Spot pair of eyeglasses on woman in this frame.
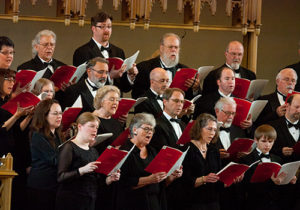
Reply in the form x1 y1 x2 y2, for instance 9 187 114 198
4 77 15 82
139 126 155 133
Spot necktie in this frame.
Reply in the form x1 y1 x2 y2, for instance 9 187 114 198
170 118 181 123
234 69 240 74
260 153 270 159
286 120 299 129
43 61 54 68
86 79 98 91
220 127 230 132
156 95 163 101
101 45 110 52
277 91 287 101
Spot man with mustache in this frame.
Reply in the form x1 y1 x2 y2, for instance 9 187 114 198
73 12 137 93
132 33 200 100
255 68 297 126
17 30 65 79
61 57 108 114
202 41 256 96
134 67 169 118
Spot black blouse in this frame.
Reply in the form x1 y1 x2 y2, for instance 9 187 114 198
180 142 223 206
57 141 102 198
115 140 167 210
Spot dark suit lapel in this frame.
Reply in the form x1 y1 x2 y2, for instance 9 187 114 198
79 80 94 111
278 118 298 145
269 92 281 112
161 115 179 144
89 39 104 58
146 90 163 116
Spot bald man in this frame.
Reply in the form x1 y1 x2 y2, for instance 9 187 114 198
255 68 298 126
202 41 256 95
134 67 169 118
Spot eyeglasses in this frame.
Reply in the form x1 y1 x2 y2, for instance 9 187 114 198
95 25 112 30
49 111 63 116
42 90 54 93
222 110 236 116
139 126 155 133
39 42 55 48
170 98 185 104
0 51 15 56
227 51 243 57
164 45 179 50
152 79 170 84
4 77 15 82
91 68 108 75
104 97 120 102
282 77 296 83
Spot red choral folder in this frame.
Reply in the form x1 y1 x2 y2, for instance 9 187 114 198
183 100 192 110
250 162 281 183
227 138 254 158
232 98 251 127
112 98 136 119
61 107 82 131
293 141 300 155
14 70 36 89
50 65 77 89
232 78 251 99
177 121 196 145
111 128 130 147
285 91 300 103
217 162 250 186
1 92 40 115
145 146 185 175
94 146 132 176
107 57 123 71
169 68 198 92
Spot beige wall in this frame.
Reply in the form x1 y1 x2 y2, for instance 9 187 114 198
0 0 299 94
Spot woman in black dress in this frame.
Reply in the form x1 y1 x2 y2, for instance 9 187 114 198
115 113 182 210
55 112 120 210
180 113 222 210
0 69 33 210
92 85 124 153
27 99 63 210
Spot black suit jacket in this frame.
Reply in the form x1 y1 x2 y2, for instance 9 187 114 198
134 89 163 118
60 79 95 114
255 92 281 126
286 61 300 91
73 39 132 93
193 91 223 119
202 64 256 96
150 114 186 152
132 56 197 99
17 55 65 79
268 117 300 162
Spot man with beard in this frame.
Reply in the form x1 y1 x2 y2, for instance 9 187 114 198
73 12 137 93
132 33 200 99
255 68 297 126
0 36 14 69
17 30 65 79
61 57 108 113
150 88 186 152
134 68 169 118
202 41 256 95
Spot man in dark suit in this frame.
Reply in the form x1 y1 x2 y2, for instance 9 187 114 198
134 67 169 118
73 12 137 93
150 88 186 152
202 41 256 96
17 30 65 79
286 41 300 91
132 33 200 99
194 67 236 117
255 68 297 126
61 57 109 113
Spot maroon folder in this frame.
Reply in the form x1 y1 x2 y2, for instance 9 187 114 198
232 78 251 99
217 162 250 186
170 68 198 91
14 70 36 89
1 92 40 115
107 57 124 71
61 107 82 131
227 138 254 158
50 65 77 89
250 162 281 183
177 121 195 145
111 128 130 147
112 98 136 119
